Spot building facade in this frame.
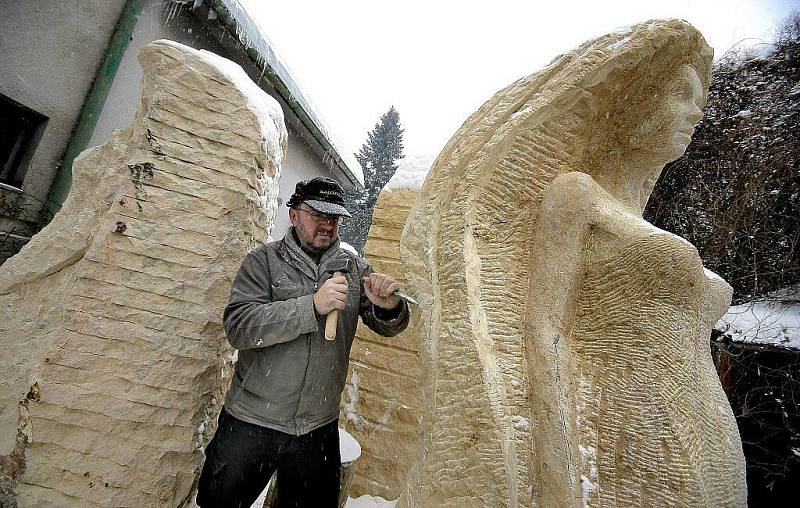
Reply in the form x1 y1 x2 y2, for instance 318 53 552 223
0 0 363 262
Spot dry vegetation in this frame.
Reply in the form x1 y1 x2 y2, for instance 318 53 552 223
645 13 800 303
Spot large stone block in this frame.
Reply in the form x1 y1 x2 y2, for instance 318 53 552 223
0 40 286 506
399 20 746 507
340 188 422 500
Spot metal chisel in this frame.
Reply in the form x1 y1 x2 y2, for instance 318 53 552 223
362 276 419 306
393 290 419 306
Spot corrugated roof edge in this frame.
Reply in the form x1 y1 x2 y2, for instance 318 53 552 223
209 0 364 187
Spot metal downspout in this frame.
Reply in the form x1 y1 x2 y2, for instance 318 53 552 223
43 0 145 223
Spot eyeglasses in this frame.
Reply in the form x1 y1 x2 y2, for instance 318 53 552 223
295 207 344 225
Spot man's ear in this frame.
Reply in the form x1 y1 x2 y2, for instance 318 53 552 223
289 207 298 226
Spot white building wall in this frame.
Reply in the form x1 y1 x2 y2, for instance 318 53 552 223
0 0 127 235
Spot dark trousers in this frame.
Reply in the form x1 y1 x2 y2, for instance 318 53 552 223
197 407 341 508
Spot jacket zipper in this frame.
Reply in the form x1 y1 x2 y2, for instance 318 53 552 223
294 274 320 434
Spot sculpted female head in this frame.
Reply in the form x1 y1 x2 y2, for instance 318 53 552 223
643 64 706 163
576 22 713 207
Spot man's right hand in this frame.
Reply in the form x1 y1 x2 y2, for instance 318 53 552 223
313 274 348 315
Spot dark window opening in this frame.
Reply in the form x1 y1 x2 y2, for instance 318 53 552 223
0 94 47 189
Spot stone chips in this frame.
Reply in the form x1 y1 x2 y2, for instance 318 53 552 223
0 41 286 506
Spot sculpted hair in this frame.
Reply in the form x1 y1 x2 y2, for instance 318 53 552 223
577 22 713 182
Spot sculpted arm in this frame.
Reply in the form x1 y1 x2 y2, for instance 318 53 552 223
525 171 599 506
528 172 599 341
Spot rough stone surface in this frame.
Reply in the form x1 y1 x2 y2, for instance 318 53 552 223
0 40 286 506
340 188 422 500
399 20 746 507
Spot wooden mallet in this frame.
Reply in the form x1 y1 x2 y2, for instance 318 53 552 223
324 271 343 341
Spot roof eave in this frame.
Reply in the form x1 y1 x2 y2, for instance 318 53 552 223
207 0 364 188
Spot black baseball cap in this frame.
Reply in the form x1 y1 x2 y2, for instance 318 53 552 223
286 177 352 218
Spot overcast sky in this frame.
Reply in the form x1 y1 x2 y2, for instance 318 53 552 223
239 0 796 162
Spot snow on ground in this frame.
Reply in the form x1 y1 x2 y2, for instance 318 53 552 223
383 155 435 193
715 287 800 349
251 477 272 508
345 494 399 507
249 482 398 508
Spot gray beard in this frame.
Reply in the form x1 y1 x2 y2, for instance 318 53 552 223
292 229 333 259
300 241 327 256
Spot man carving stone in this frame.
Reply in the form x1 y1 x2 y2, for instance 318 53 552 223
197 177 409 507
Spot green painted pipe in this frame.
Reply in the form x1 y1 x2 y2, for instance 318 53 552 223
44 0 145 223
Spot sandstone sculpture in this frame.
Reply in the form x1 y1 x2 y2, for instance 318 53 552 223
399 20 746 507
340 187 422 500
0 40 286 506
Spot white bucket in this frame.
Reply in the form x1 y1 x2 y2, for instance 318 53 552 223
337 428 362 507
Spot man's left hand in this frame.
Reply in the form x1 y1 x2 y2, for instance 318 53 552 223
364 273 400 310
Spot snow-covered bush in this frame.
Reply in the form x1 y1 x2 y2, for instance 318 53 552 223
645 13 800 303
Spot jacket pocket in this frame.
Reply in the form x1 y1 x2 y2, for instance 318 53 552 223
230 353 258 408
271 279 304 301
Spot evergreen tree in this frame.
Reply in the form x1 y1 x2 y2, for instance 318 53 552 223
341 107 404 254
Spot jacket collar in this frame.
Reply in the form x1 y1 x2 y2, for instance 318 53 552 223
279 227 352 279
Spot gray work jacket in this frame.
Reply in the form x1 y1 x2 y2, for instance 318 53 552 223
222 229 409 435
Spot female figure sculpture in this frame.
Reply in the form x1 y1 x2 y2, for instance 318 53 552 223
400 19 746 507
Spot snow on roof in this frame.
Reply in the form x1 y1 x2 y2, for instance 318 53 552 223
345 495 398 508
157 40 286 165
725 41 777 62
383 154 435 193
715 286 800 350
215 0 364 186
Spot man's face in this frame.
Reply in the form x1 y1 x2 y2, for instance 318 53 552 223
289 203 341 254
